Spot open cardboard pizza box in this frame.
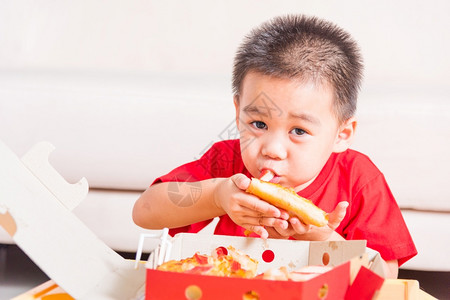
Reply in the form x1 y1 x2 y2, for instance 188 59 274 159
140 231 436 300
137 230 387 299
0 140 435 300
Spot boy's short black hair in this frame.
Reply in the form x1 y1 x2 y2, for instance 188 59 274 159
232 14 363 123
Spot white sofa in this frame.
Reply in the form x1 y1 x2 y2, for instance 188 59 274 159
1 1 449 273
1 70 449 273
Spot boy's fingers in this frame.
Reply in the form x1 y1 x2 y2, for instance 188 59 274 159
244 216 288 229
235 192 281 217
272 222 295 237
231 173 251 191
279 209 290 220
327 201 349 230
290 217 311 235
231 174 282 217
265 227 286 239
238 206 273 219
246 199 281 217
243 224 268 239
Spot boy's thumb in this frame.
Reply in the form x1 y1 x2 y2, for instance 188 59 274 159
231 173 251 191
327 201 349 230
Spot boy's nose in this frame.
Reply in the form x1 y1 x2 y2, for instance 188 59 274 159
261 137 287 160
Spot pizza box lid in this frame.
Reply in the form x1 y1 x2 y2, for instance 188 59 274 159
0 140 146 299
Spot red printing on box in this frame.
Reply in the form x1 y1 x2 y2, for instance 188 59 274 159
345 266 384 300
145 261 350 300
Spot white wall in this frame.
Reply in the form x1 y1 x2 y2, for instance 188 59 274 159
1 0 449 87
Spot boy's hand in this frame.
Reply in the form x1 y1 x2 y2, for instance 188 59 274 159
214 174 289 239
266 201 349 240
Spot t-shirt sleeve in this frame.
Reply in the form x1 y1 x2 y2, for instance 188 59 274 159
342 173 417 266
150 140 240 236
152 140 239 185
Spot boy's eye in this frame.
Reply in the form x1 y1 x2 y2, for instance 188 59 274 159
290 128 306 136
251 121 267 130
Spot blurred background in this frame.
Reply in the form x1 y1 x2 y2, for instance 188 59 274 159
1 0 449 85
0 0 449 299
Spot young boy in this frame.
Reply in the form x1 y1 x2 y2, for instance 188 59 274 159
133 15 417 278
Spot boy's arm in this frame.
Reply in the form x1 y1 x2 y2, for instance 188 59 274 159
132 174 286 237
132 178 224 230
384 260 399 279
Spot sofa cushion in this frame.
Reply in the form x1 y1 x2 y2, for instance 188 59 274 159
352 87 450 211
400 210 450 271
354 88 450 212
0 70 234 191
1 71 449 211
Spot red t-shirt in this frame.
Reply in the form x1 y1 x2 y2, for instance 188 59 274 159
153 139 417 266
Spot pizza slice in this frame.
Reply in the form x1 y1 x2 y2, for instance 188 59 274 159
156 246 258 278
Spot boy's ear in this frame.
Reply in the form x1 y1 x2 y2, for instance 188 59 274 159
333 117 357 153
233 95 240 128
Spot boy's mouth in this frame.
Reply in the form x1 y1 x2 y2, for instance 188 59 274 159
269 176 281 184
259 169 281 184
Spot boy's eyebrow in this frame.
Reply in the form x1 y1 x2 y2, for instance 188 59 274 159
242 105 269 117
243 104 321 125
289 112 321 126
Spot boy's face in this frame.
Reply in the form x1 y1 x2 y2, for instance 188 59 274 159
235 72 355 191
